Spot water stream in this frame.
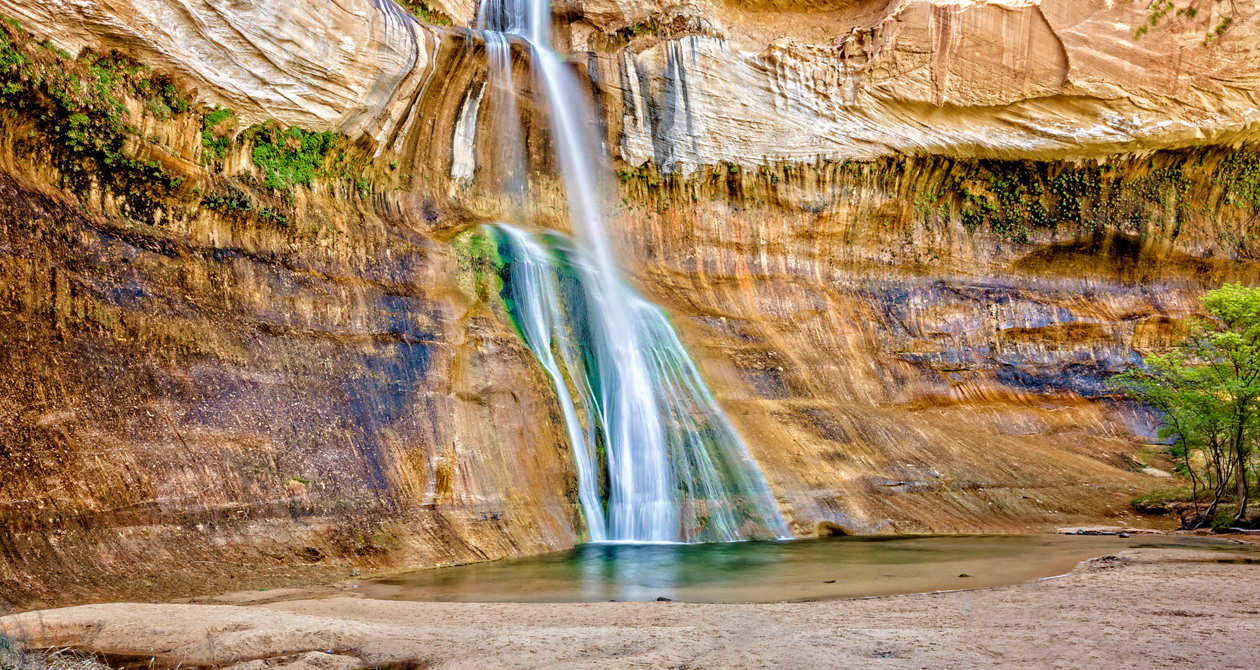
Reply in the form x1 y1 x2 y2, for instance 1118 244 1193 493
473 0 789 542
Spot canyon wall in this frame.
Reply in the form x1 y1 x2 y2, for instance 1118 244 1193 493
609 151 1260 534
3 0 1260 609
0 13 583 609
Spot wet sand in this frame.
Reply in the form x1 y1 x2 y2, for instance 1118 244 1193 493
2 547 1258 669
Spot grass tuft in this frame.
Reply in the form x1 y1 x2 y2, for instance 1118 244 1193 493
1 636 114 670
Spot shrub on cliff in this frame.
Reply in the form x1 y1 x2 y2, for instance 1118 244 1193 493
0 18 188 196
1113 283 1260 529
243 122 337 191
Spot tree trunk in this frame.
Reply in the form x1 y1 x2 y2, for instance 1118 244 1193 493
1229 404 1250 524
1235 442 1250 523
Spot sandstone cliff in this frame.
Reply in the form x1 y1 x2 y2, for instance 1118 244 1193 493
7 0 1257 168
3 0 1259 610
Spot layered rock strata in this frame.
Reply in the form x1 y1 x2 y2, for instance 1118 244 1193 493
1 0 1259 609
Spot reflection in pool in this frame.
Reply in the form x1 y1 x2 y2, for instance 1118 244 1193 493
356 534 1255 604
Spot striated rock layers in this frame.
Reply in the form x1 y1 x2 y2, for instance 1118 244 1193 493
607 0 1260 171
608 150 1260 536
3 0 1260 609
7 0 1259 169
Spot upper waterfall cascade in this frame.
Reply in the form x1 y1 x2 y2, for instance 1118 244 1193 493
473 0 790 543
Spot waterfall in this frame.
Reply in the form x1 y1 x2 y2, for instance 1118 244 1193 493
473 0 790 543
478 28 525 195
493 225 609 542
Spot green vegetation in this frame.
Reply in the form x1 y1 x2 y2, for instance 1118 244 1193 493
1132 484 1196 511
613 19 660 43
0 11 387 243
398 0 451 26
212 115 372 200
202 185 290 227
0 17 201 217
615 148 1260 247
454 227 502 268
452 226 505 304
1215 150 1260 212
1113 284 1260 530
897 152 1248 243
0 15 363 230
945 160 1190 242
617 164 662 187
1134 1 1235 43
242 121 337 191
858 156 1196 242
1136 0 1184 36
200 105 237 162
40 40 70 60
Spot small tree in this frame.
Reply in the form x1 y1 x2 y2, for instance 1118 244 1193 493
1113 283 1260 528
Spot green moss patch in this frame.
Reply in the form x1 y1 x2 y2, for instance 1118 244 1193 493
451 225 506 306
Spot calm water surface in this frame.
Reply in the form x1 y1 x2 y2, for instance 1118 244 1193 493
358 534 1256 603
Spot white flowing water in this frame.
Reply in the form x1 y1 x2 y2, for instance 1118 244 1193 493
477 25 525 194
474 0 790 542
494 225 608 541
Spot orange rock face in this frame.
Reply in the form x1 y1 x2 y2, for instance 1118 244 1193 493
0 28 582 608
607 152 1260 535
1 0 1259 610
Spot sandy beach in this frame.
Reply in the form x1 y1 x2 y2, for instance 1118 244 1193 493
2 546 1257 669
